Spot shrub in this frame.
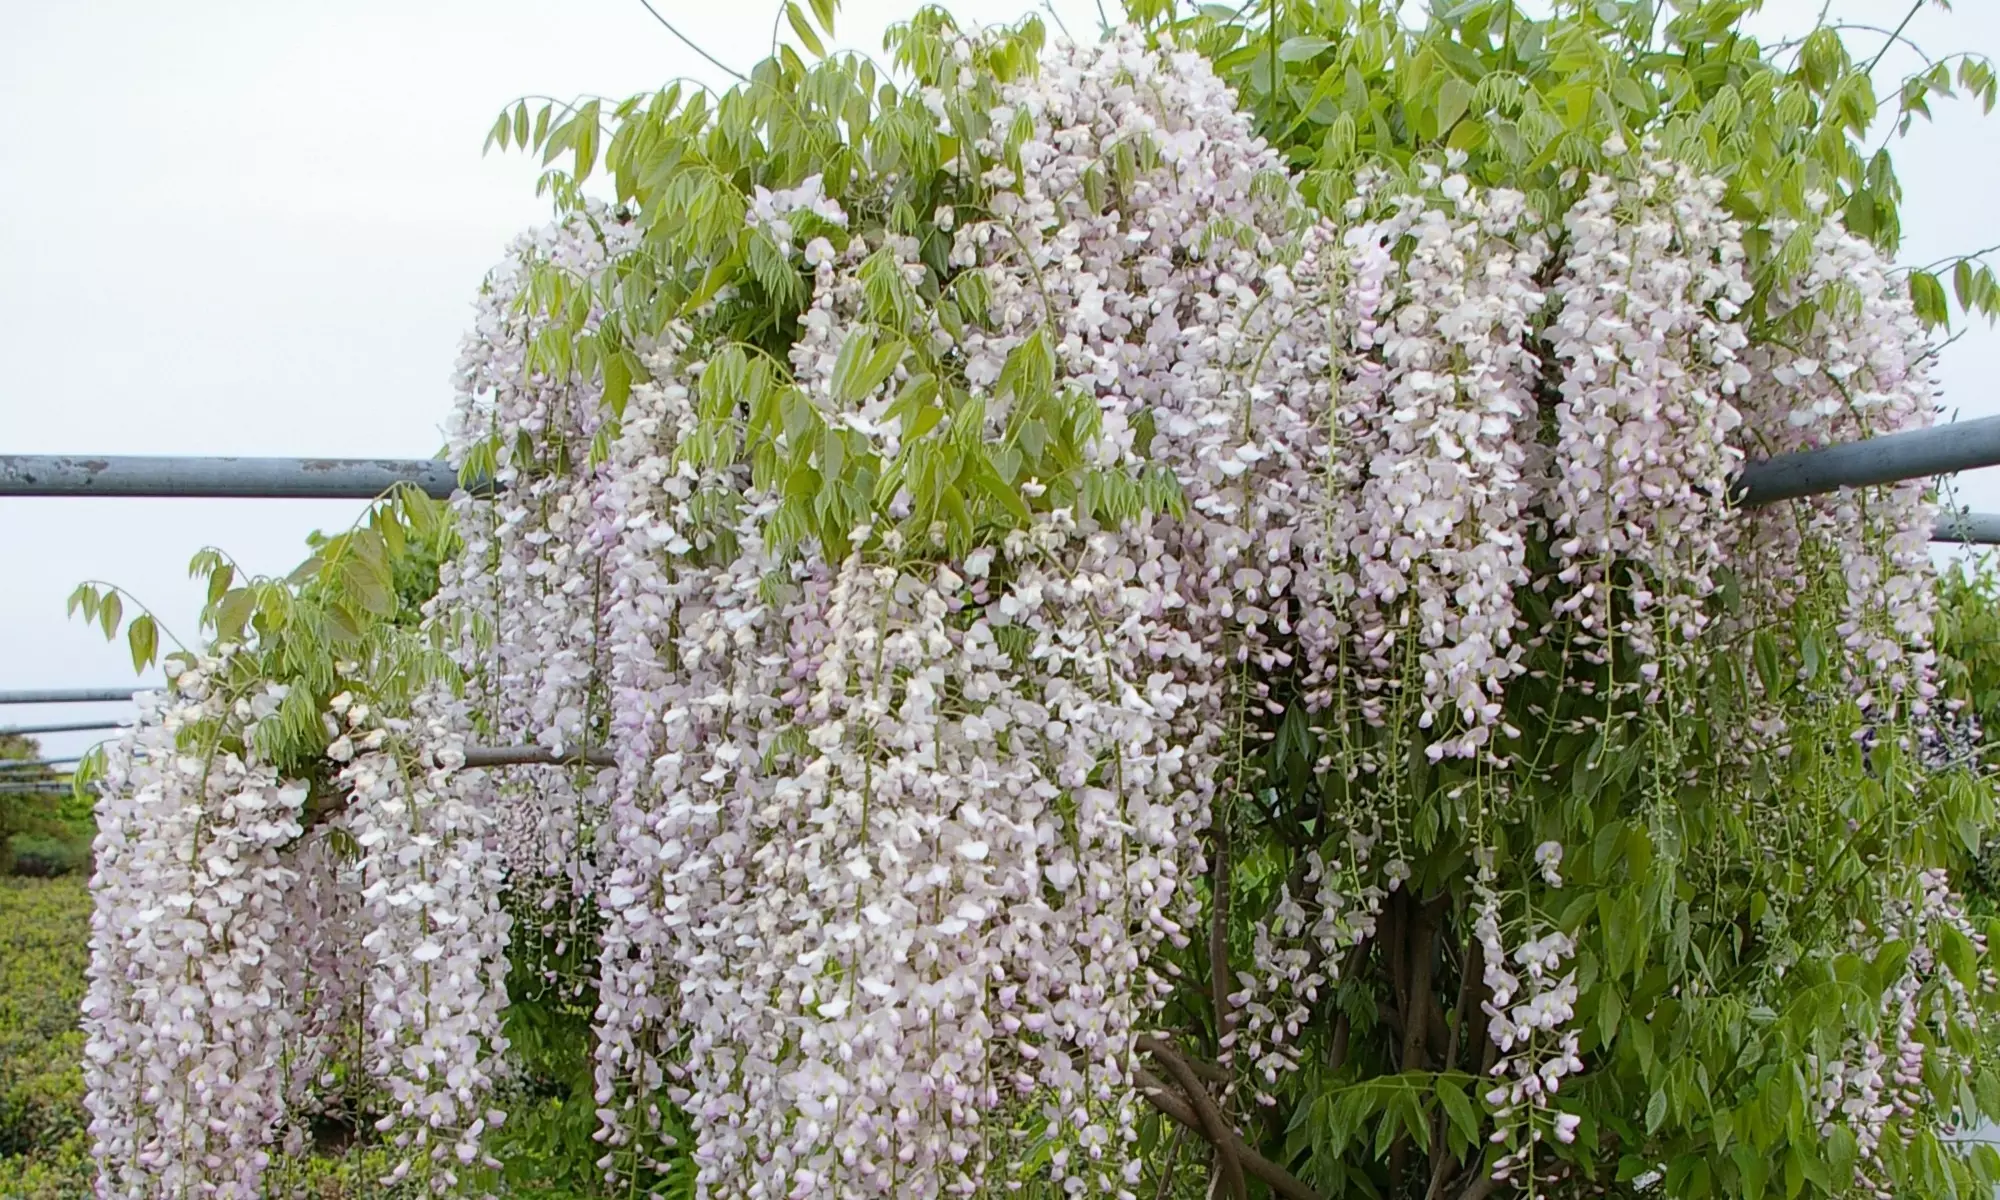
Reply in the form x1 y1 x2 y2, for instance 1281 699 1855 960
0 877 90 1178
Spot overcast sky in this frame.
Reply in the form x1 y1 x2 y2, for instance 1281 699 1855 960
2 0 1995 764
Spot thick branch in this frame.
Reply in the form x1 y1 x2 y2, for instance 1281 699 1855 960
1445 920 1477 1073
1210 816 1235 1049
1401 898 1442 1073
302 744 615 828
1385 891 1409 1023
1322 936 1369 1076
1425 919 1483 1200
1134 1066 1323 1200
1453 1167 1507 1200
1143 1037 1246 1200
1327 1011 1352 1073
1135 1033 1230 1088
1393 896 1444 1192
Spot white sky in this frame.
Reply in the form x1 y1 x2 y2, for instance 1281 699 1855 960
1 0 1995 764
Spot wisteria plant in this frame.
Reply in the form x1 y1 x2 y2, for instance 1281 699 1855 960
64 1 2000 1198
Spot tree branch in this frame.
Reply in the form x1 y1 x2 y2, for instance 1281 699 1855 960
1425 918 1482 1200
302 744 614 828
1327 1010 1352 1074
1142 1037 1246 1200
1210 815 1236 1051
1151 1122 1187 1200
1393 894 1445 1193
1401 898 1442 1073
1453 1167 1507 1200
1136 1033 1230 1088
1134 1066 1323 1200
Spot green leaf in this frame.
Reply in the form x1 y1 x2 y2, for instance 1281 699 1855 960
1435 76 1473 136
603 349 634 418
214 588 255 640
1910 270 1949 326
1645 1087 1668 1134
1942 926 1978 987
832 332 904 403
572 99 601 183
808 0 835 37
126 614 157 673
1278 35 1333 63
206 562 235 608
971 455 1030 524
99 592 122 641
1753 629 1783 696
785 3 826 57
1439 1081 1481 1147
1598 985 1623 1045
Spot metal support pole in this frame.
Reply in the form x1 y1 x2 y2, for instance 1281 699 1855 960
5 419 2000 517
1734 415 2000 507
0 688 137 705
8 416 2000 524
0 757 78 769
461 746 615 768
0 721 124 737
0 455 471 501
1934 510 2000 546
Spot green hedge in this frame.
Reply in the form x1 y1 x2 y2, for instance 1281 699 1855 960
0 876 92 1198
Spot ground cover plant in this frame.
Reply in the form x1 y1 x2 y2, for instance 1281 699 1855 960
0 875 93 1197
48 1 2000 1197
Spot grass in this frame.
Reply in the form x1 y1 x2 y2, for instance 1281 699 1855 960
0 874 93 1199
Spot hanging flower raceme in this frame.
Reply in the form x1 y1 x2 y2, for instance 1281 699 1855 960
336 691 513 1192
82 657 309 1199
438 211 641 914
273 820 368 1162
1734 202 1941 718
1333 164 1547 762
1546 145 1752 681
1811 865 1995 1197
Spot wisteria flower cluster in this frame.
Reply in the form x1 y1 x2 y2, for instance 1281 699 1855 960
1734 198 1942 718
1545 144 1752 681
77 17 1984 1200
337 693 514 1191
82 656 308 1199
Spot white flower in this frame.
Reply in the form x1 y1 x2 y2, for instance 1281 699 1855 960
1534 840 1564 887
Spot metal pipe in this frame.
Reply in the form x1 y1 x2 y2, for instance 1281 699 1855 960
2 421 1997 519
5 415 2000 529
0 688 138 705
461 745 615 768
1933 510 2000 546
1734 415 2000 506
0 738 607 768
0 721 124 737
0 454 474 501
